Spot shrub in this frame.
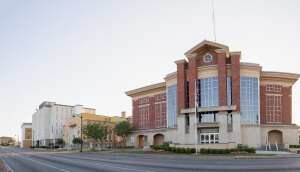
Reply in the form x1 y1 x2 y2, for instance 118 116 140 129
237 144 243 148
208 148 214 154
176 147 181 153
153 145 158 150
240 148 245 152
290 145 294 148
249 147 256 153
245 148 250 152
220 149 226 154
202 148 208 154
225 149 229 153
186 148 192 154
230 148 235 153
214 149 220 154
171 147 176 152
162 141 170 147
236 148 241 152
191 148 196 153
243 144 249 148
157 145 162 149
180 147 185 153
167 147 171 151
200 148 205 153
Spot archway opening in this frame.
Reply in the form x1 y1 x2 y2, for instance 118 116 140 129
268 130 282 145
153 134 164 145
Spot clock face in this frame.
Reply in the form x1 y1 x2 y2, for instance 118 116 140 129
204 55 212 62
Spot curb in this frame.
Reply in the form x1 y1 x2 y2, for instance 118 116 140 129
0 157 11 172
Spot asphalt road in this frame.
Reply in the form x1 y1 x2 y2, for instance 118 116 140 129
1 147 300 172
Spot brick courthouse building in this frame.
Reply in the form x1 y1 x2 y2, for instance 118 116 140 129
125 40 299 150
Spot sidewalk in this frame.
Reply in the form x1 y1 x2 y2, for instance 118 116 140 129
81 148 300 159
0 158 7 172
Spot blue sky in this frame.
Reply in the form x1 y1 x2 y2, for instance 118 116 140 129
0 0 299 138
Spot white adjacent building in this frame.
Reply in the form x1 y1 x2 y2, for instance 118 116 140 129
32 101 96 146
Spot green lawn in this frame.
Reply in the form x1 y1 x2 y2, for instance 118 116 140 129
111 150 147 154
111 150 276 156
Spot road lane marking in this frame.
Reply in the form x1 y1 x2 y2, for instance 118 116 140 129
48 154 300 169
19 156 70 172
0 157 14 172
35 154 154 172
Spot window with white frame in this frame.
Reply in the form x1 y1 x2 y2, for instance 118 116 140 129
28 136 30 139
167 85 178 128
155 103 167 128
240 77 260 124
110 134 112 140
28 130 30 133
266 84 282 92
78 127 80 135
138 97 149 104
155 93 166 101
274 85 282 92
266 95 282 123
198 77 219 107
139 105 150 129
114 134 116 140
266 84 273 91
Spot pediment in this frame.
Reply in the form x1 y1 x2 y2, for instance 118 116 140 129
184 40 229 56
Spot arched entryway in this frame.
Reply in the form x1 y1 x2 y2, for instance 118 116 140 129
153 134 164 145
137 135 147 147
268 130 282 145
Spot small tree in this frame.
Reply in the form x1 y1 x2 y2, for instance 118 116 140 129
82 122 110 150
72 138 83 149
8 138 15 143
56 139 65 148
113 119 133 148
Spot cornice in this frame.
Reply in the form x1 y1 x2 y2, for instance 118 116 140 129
125 82 166 97
185 53 198 59
174 59 187 65
229 51 242 60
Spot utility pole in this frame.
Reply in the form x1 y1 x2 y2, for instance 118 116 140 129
32 130 35 149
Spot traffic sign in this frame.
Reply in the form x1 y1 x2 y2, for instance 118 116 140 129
131 137 134 142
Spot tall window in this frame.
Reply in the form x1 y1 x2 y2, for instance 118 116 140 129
198 77 219 107
266 95 282 123
139 105 150 129
186 82 189 108
167 85 178 128
155 103 167 128
227 77 232 106
240 77 259 124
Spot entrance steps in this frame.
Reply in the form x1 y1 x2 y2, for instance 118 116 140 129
256 145 290 152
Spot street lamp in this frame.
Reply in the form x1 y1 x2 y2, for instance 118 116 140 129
15 135 19 147
73 114 83 152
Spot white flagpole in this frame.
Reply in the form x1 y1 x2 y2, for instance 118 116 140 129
195 80 198 154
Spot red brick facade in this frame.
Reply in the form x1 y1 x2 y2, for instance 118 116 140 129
127 40 298 132
260 85 292 125
177 62 187 116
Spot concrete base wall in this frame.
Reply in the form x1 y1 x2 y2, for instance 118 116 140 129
127 123 299 149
